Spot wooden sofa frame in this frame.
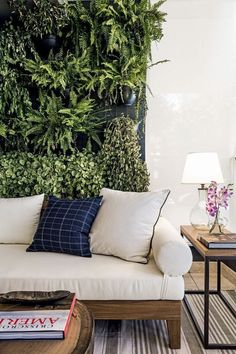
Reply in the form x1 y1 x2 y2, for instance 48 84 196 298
83 300 181 349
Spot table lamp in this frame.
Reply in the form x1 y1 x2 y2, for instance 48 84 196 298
182 152 224 230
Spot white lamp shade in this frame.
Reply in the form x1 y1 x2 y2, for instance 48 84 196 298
182 152 224 184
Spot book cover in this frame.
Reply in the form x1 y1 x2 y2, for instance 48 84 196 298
0 293 76 340
198 233 236 249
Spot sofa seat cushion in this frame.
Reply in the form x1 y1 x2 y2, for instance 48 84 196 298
0 245 184 301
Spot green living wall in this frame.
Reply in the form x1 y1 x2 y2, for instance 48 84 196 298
0 0 166 197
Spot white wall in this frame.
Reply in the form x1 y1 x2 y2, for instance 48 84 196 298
146 0 236 229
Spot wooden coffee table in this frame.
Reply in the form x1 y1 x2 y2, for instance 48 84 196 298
0 300 94 354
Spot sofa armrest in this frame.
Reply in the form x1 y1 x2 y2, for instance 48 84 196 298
152 217 192 276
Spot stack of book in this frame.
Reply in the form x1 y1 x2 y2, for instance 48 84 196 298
198 233 236 249
0 292 76 340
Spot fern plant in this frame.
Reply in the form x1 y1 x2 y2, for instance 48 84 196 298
24 51 93 97
65 0 97 59
25 92 107 154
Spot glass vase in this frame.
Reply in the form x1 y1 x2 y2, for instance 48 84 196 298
208 208 228 235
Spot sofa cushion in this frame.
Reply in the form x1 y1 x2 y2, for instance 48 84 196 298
0 194 44 244
90 188 170 263
0 245 184 301
27 196 102 257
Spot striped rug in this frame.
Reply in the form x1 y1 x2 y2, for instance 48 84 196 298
94 291 236 354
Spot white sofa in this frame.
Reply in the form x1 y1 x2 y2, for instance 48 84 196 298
0 217 192 349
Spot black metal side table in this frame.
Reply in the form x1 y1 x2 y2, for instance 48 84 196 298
181 225 236 350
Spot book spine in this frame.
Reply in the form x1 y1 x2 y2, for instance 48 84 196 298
63 294 77 338
199 237 209 247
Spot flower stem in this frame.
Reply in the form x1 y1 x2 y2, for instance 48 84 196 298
209 209 223 234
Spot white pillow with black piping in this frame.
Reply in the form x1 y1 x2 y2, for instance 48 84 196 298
89 188 170 263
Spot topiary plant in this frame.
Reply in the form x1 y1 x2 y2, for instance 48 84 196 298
99 116 150 192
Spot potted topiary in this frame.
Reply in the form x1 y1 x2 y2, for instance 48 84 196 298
99 116 150 192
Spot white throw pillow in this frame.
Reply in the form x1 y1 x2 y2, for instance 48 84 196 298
0 194 44 244
90 188 170 263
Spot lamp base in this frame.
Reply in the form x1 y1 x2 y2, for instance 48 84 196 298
190 187 209 231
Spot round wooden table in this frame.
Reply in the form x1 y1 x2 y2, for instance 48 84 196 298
0 300 94 354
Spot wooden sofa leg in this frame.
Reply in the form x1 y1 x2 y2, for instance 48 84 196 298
167 320 181 349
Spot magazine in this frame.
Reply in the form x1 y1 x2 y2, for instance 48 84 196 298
0 293 76 340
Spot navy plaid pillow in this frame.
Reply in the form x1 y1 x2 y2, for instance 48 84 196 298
27 196 102 257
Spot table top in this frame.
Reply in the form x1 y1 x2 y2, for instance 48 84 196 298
0 300 94 354
180 225 236 260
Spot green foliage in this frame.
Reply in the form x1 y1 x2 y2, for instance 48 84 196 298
8 0 68 37
99 116 150 192
65 0 96 59
24 51 94 97
25 92 106 154
90 0 166 60
64 0 167 104
0 151 104 198
0 0 166 194
0 21 34 150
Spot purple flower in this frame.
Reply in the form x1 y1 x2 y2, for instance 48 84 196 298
206 181 233 217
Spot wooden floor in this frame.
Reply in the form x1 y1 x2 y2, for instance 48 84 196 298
184 262 236 290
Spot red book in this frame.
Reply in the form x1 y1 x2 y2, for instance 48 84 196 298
0 293 76 340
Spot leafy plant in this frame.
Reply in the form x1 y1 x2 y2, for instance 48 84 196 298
65 0 96 59
0 151 104 198
0 21 34 150
99 116 150 191
24 51 93 96
1 0 167 157
25 92 106 154
91 0 166 59
8 0 68 37
64 0 167 104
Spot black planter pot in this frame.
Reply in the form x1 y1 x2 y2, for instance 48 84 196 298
119 86 136 106
0 0 11 23
40 35 59 50
36 34 61 58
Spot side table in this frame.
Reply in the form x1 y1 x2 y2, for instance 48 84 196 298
181 225 236 350
0 300 94 354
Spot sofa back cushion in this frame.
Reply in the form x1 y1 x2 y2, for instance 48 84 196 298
27 196 102 257
89 188 170 263
0 194 44 244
